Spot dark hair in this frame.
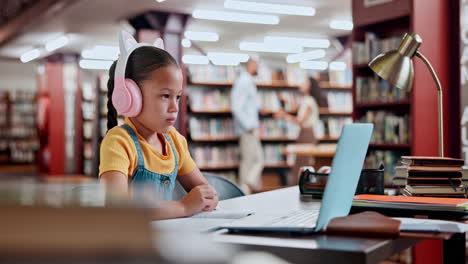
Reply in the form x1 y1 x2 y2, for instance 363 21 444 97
107 46 178 131
308 77 328 107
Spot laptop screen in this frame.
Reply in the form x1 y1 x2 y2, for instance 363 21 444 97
314 123 373 231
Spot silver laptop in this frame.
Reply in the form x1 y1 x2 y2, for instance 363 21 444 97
221 123 374 233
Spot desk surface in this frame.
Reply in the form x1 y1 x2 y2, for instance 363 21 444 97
213 187 420 264
284 143 336 157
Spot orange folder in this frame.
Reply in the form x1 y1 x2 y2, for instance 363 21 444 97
354 194 468 207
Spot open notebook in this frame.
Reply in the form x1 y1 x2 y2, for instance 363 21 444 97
153 211 254 233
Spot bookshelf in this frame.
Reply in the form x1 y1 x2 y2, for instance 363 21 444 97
187 80 300 188
0 90 39 167
351 0 451 185
81 72 99 177
186 65 353 189
80 73 124 177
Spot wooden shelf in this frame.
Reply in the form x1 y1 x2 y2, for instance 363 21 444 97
190 109 231 114
191 136 296 142
369 143 411 149
318 136 339 141
190 109 299 116
189 81 298 89
198 163 291 170
199 164 239 170
353 63 370 69
260 137 296 142
320 84 352 91
319 108 352 116
264 163 292 169
354 100 411 109
191 136 238 142
261 110 297 116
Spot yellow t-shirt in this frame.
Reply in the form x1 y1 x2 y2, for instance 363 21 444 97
99 119 196 178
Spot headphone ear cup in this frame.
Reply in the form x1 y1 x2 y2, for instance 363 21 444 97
123 78 143 117
112 79 132 115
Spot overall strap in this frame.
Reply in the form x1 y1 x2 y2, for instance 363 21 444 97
163 133 179 170
121 124 145 168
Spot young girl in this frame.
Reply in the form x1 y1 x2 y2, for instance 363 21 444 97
99 31 218 219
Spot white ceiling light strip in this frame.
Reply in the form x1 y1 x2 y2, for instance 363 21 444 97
286 50 326 63
264 36 330 48
207 52 249 63
239 41 303 53
20 49 40 63
79 59 114 70
184 31 219 42
329 20 353 30
45 35 69 52
181 38 192 48
224 0 315 16
182 55 210 65
81 45 119 61
193 9 279 25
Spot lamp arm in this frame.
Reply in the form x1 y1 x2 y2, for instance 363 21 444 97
415 51 444 157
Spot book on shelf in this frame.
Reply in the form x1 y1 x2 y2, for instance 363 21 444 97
352 33 403 65
355 76 408 103
359 111 409 144
403 186 466 195
394 156 465 197
187 63 306 86
400 156 465 167
326 91 352 112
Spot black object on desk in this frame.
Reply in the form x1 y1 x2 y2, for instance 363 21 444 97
355 164 384 195
299 164 385 198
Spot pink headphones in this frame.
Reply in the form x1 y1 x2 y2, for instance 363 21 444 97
113 31 165 117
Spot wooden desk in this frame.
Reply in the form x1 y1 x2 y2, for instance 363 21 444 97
284 143 336 170
212 187 465 264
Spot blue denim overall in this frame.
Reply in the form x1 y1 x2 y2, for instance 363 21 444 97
121 124 178 201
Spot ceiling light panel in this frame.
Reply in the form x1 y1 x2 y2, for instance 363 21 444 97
329 20 353 30
182 55 210 65
264 36 330 48
81 45 119 61
224 0 315 16
239 41 303 53
184 31 219 42
20 49 40 63
207 52 249 63
286 50 326 63
79 59 113 70
45 35 69 52
193 9 279 25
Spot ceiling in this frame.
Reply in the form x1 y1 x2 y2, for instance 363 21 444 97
0 0 352 64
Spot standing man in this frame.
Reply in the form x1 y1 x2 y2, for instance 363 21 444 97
231 58 264 194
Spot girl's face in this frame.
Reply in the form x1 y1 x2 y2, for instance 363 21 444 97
299 78 311 95
136 65 184 133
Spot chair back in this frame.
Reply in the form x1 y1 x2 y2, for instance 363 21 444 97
172 173 245 201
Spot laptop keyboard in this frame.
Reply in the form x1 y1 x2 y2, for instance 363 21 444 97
268 210 319 227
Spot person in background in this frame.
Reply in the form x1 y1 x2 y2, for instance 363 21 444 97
99 32 218 220
274 76 321 184
231 58 264 194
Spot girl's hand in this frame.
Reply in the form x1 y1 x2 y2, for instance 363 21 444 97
181 184 219 216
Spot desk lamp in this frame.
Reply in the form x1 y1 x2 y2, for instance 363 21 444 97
368 32 444 157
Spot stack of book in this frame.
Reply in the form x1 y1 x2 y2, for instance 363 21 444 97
393 156 466 198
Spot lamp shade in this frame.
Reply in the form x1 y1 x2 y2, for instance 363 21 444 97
368 33 422 91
